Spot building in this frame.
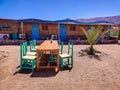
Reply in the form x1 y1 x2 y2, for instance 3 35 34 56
0 18 114 41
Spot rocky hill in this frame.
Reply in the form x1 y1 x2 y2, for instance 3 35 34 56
77 15 120 24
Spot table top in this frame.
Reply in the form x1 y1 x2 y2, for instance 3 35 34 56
37 40 59 50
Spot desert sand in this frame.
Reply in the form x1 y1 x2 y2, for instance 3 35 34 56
0 44 120 90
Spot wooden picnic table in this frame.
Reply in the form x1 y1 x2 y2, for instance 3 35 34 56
36 40 60 71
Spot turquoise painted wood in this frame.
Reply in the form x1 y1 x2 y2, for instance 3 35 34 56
60 25 67 41
60 42 74 69
58 39 61 46
88 26 91 31
57 39 64 54
32 24 39 40
49 53 57 66
20 43 36 71
30 40 36 52
60 42 64 54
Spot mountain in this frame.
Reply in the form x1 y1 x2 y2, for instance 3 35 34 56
77 15 120 24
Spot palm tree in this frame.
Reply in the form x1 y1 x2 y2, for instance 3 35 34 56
81 26 108 55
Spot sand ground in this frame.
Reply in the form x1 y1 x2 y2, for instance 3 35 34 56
0 44 120 90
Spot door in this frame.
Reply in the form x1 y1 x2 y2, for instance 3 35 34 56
60 25 67 41
32 24 39 40
108 25 111 36
88 25 91 31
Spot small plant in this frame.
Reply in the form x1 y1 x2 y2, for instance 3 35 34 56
81 26 108 55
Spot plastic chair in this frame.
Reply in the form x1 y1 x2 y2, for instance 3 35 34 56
20 44 36 71
60 42 74 69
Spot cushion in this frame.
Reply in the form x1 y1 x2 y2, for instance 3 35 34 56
27 52 36 56
22 55 36 60
60 53 71 58
31 48 36 51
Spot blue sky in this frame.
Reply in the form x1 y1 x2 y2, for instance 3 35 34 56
0 0 120 20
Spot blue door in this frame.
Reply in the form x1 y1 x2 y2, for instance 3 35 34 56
60 25 67 41
32 24 39 40
108 25 111 36
88 26 91 31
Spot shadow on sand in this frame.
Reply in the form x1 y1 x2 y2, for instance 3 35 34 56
13 69 33 75
60 66 72 72
13 65 72 77
13 68 59 78
78 50 108 61
30 69 58 78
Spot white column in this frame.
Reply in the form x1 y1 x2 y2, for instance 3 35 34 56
21 22 24 34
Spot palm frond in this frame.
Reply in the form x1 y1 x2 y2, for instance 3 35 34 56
81 26 108 45
81 25 108 55
81 27 88 38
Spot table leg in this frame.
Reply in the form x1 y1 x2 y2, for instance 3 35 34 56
57 50 60 71
36 51 39 70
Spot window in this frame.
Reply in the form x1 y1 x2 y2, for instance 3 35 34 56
42 25 48 30
0 24 14 31
70 25 76 31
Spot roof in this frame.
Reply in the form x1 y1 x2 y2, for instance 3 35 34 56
17 18 56 23
84 20 115 25
0 18 115 25
54 18 84 24
0 18 18 22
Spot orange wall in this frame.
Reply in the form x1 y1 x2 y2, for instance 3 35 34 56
21 23 59 36
0 20 19 34
0 19 109 38
66 24 88 36
39 23 59 35
65 24 108 36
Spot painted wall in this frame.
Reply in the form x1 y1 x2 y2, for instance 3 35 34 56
40 23 59 35
66 24 87 36
0 19 19 34
0 19 110 40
